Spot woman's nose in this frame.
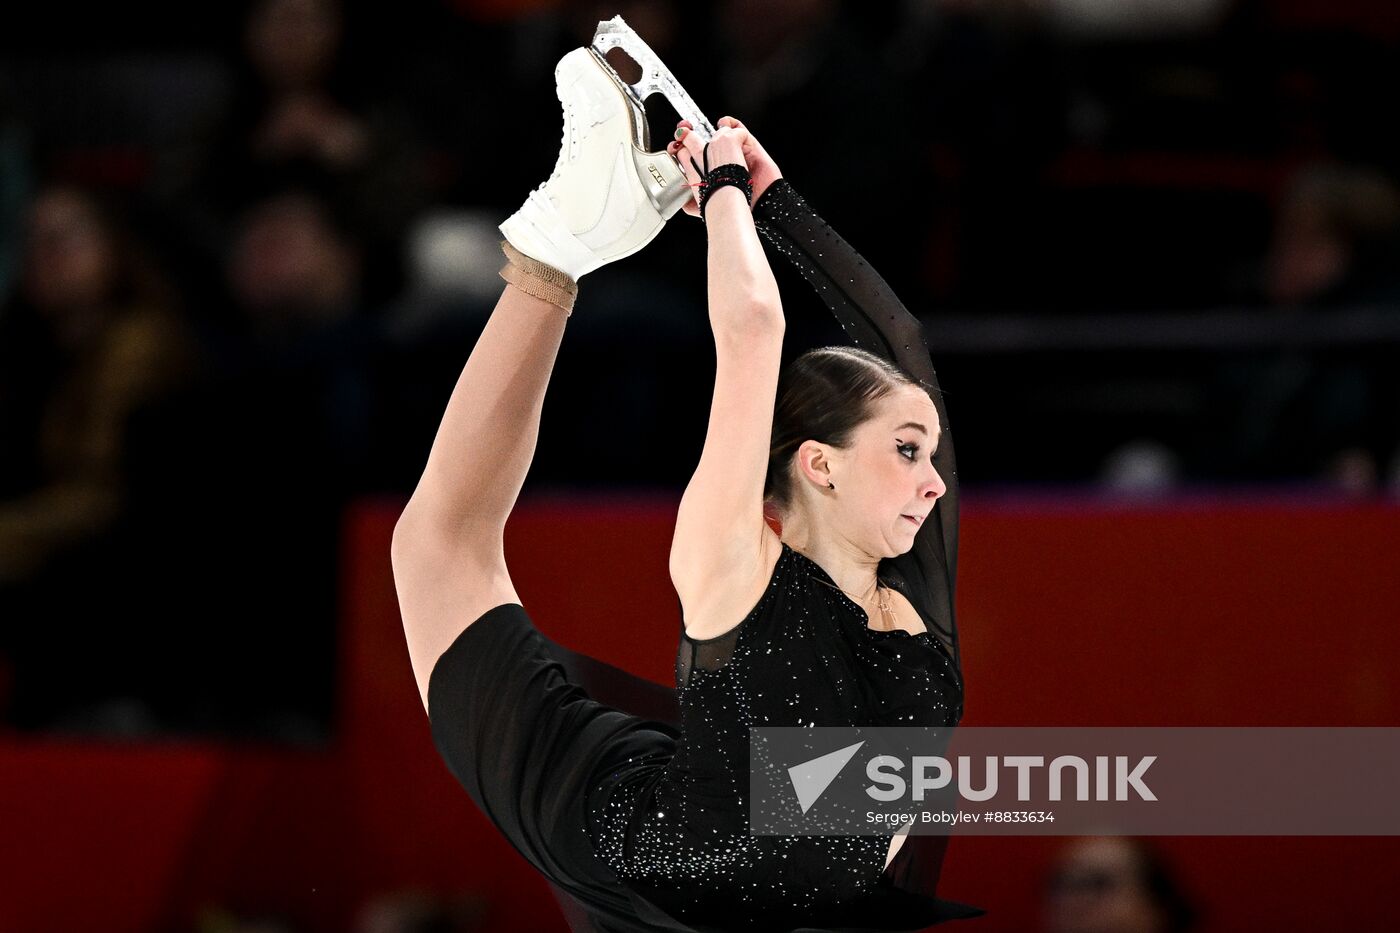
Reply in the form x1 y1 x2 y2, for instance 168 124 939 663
923 467 947 500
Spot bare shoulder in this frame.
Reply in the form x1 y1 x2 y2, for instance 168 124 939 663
675 521 784 642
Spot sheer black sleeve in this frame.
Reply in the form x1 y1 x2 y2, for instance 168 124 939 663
753 179 963 674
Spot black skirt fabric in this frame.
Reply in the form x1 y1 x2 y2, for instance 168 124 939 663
427 602 695 933
426 603 983 933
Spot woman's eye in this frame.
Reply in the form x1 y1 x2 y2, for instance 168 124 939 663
898 442 919 461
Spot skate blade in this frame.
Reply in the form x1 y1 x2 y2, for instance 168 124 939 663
590 15 717 145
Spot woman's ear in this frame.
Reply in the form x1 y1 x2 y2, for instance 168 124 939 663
795 440 834 491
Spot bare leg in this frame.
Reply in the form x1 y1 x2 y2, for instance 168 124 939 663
394 40 681 711
410 283 568 535
393 282 568 709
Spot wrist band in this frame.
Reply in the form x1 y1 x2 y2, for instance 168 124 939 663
699 162 754 221
499 240 578 315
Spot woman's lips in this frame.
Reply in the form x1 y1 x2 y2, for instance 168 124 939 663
902 514 924 527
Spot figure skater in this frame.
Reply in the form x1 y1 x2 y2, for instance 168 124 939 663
392 46 982 933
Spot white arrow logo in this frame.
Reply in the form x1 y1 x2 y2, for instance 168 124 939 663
787 741 866 814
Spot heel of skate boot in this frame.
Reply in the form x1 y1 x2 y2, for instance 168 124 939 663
632 147 690 218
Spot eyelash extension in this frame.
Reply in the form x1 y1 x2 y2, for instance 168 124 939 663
898 441 920 461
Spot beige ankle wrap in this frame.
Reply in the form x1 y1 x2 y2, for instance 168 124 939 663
499 240 578 316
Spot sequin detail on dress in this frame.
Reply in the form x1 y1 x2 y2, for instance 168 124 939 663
588 543 961 930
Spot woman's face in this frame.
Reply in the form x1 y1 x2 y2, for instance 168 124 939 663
818 385 947 558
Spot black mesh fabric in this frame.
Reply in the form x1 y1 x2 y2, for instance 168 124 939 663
675 597 743 689
751 179 962 671
671 177 965 696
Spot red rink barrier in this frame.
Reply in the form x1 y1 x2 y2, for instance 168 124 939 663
1 494 1397 931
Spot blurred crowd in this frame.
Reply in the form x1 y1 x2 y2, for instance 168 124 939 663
2 0 1399 735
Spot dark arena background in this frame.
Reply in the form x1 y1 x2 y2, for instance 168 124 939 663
2 1 1398 930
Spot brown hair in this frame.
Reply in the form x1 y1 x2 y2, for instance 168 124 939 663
764 345 926 508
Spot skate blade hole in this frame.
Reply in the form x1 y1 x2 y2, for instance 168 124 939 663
643 93 683 151
603 47 642 85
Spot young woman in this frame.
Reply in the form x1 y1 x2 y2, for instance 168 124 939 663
393 47 980 933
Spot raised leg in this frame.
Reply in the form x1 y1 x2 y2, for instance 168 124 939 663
412 283 568 537
393 282 567 711
394 40 688 713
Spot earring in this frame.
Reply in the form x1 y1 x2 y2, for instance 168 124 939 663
828 481 835 490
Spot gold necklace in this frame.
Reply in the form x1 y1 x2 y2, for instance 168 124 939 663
815 575 897 631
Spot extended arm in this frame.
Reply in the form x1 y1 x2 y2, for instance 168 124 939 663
753 179 962 670
667 125 786 640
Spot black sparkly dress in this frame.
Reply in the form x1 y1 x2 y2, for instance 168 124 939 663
585 180 975 932
426 180 981 933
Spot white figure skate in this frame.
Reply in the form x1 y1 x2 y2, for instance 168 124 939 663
500 17 715 280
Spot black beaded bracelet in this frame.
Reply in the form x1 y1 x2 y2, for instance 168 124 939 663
699 163 754 221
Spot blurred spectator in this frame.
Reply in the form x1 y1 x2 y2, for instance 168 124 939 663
0 181 383 737
1098 162 1400 491
164 0 426 307
1042 835 1198 933
1264 163 1400 308
1198 163 1400 488
139 183 384 737
217 183 383 490
0 182 198 728
228 185 367 348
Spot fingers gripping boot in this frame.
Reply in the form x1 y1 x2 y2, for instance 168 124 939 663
500 48 690 281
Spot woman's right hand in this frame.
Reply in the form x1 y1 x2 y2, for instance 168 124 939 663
716 116 783 205
666 116 783 219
